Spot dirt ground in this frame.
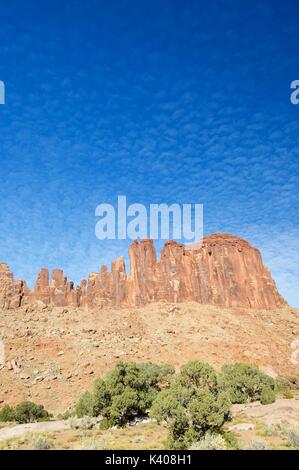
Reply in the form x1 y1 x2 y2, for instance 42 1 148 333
0 398 298 450
0 302 298 414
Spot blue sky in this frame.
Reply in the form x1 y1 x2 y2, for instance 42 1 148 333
0 0 298 306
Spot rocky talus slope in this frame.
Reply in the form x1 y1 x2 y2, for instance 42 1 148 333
0 302 298 412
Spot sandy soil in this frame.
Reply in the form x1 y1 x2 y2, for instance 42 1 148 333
0 420 68 441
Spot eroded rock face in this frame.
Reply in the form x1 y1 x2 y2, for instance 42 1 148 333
0 234 287 309
0 263 28 309
125 235 287 309
32 268 50 305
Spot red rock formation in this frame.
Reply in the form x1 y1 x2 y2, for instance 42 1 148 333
127 240 158 306
0 263 29 309
154 234 286 309
0 234 288 309
32 268 50 304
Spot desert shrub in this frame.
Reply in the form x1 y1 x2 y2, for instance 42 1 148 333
276 376 295 399
79 438 108 450
189 433 227 450
80 416 95 430
246 439 270 450
282 389 294 399
150 361 231 449
260 386 276 405
264 424 285 437
68 417 81 430
14 401 50 424
278 375 299 391
220 364 277 404
287 427 299 449
69 416 96 430
222 431 239 449
58 409 74 420
0 404 16 422
75 361 175 427
75 391 95 418
31 436 52 450
98 417 111 430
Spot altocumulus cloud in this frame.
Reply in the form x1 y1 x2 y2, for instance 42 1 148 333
0 0 298 305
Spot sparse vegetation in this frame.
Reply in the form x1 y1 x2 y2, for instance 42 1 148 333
68 416 96 431
264 424 285 437
31 435 53 450
72 360 280 449
189 433 227 450
246 439 270 450
79 438 108 450
282 389 294 399
287 427 299 449
58 409 73 420
0 360 286 451
276 376 296 399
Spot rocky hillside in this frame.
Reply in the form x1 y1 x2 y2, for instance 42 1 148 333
0 302 298 413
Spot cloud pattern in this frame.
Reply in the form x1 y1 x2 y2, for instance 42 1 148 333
0 0 298 305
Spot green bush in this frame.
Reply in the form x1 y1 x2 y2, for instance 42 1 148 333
222 431 239 449
75 391 95 418
74 360 278 446
150 361 231 449
260 386 276 405
75 361 175 426
14 401 50 424
0 402 51 423
0 404 16 422
220 364 277 404
178 361 218 391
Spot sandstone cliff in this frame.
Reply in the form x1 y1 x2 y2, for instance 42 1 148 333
0 234 287 309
